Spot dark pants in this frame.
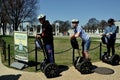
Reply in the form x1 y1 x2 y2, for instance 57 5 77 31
107 39 116 56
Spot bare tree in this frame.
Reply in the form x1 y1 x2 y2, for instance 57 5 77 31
2 0 38 31
0 0 10 35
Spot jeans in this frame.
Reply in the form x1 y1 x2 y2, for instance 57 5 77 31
44 44 54 63
82 39 91 52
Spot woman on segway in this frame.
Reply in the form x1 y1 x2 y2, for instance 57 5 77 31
101 18 117 56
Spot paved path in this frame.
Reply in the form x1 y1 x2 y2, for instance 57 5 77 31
0 54 120 80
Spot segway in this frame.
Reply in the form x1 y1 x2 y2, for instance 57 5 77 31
101 52 119 65
70 38 93 74
35 37 59 78
101 35 120 65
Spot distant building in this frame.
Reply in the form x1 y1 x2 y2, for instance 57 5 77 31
115 21 120 33
68 29 74 36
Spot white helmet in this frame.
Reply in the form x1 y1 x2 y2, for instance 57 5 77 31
72 19 79 23
37 14 46 19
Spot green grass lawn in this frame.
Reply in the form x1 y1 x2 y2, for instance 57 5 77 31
0 35 120 72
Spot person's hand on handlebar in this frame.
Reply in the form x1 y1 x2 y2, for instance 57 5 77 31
106 33 110 36
70 34 75 39
36 34 41 38
100 32 112 37
106 32 113 36
100 33 105 36
34 34 42 39
109 32 113 35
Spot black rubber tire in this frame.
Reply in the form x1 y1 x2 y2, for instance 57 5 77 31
43 63 59 78
110 54 120 65
76 61 92 74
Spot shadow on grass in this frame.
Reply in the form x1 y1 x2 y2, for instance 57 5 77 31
0 74 21 80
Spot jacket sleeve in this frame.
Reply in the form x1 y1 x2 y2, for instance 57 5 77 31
103 27 108 34
111 26 117 34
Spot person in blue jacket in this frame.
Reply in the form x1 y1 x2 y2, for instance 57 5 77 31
102 18 117 56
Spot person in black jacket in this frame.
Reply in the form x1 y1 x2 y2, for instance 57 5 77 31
37 14 54 63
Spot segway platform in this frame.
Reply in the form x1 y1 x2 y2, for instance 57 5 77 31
101 52 120 65
70 38 93 74
35 37 59 78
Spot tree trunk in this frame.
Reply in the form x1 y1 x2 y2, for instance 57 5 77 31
2 23 5 35
15 25 18 31
14 18 19 31
14 22 18 31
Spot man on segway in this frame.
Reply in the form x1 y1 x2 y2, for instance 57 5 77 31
70 19 92 74
35 14 59 78
36 14 54 63
70 19 91 60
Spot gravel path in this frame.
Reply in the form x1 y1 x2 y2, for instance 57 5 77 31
0 54 120 80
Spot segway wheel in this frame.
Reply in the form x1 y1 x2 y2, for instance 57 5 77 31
76 61 92 74
43 63 59 78
110 54 120 65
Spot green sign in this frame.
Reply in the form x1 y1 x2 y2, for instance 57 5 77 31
14 31 28 62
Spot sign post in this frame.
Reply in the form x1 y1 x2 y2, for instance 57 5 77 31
11 31 28 69
14 31 28 62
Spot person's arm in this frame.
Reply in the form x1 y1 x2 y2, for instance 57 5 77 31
71 27 81 39
70 32 80 39
70 34 75 39
75 32 80 37
100 27 107 36
110 26 117 34
75 26 82 38
36 34 42 39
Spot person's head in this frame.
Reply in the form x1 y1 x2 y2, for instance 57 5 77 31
108 18 115 26
37 14 46 24
71 19 79 28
